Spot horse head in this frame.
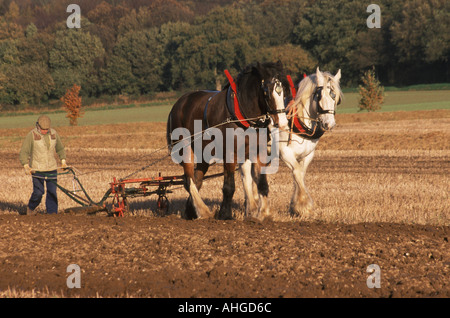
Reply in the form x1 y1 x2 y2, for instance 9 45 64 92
239 61 290 130
314 67 342 131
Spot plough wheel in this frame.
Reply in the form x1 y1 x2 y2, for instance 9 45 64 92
157 195 169 216
110 194 128 217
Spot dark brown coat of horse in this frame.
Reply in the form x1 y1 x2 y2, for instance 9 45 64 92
166 61 290 220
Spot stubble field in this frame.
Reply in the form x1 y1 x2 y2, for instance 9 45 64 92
0 109 448 298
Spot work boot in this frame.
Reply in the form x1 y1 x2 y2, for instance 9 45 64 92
26 207 36 215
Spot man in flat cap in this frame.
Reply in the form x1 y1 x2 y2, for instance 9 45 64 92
19 115 68 215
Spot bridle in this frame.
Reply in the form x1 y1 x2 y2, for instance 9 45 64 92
313 86 339 115
286 79 340 141
223 69 287 129
262 77 286 115
254 77 286 128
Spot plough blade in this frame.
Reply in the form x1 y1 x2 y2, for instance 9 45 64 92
64 205 107 215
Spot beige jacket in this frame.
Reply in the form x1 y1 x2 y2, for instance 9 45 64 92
19 127 66 172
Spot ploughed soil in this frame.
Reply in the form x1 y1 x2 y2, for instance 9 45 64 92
0 109 449 298
0 215 448 298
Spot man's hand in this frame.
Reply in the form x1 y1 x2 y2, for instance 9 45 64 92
61 159 68 169
24 164 33 175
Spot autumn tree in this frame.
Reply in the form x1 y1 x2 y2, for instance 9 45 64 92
391 0 449 64
176 6 258 90
240 0 300 46
0 63 54 106
358 67 384 112
157 21 193 91
0 39 20 65
293 0 369 85
49 28 105 98
16 28 54 65
1 0 449 108
61 84 83 126
87 2 130 53
117 0 194 35
0 1 24 41
104 28 164 95
257 44 317 82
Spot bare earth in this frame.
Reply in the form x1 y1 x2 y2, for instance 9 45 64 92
0 110 449 298
0 215 448 298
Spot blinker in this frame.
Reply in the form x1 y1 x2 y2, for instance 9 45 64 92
330 90 336 100
316 86 340 106
274 80 283 96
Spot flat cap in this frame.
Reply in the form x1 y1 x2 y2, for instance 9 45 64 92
37 115 51 130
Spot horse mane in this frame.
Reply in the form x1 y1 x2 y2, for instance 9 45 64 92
290 71 343 117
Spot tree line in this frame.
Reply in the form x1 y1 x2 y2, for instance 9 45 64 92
0 0 448 109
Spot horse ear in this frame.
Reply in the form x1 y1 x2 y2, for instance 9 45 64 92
252 62 263 77
335 69 341 82
316 67 325 86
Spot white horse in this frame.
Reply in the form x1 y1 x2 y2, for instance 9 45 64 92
280 67 342 217
240 67 343 220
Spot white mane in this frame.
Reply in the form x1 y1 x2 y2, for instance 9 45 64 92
289 71 343 118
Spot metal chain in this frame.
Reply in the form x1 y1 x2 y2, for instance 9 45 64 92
111 114 273 181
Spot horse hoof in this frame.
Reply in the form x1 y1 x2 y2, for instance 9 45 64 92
290 204 313 219
245 208 258 220
262 215 274 223
198 210 214 219
217 216 233 221
193 205 212 219
215 212 233 220
244 216 262 224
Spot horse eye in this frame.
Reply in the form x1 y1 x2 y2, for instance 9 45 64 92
330 91 336 99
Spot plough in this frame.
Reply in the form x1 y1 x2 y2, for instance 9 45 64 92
50 167 223 217
50 167 183 217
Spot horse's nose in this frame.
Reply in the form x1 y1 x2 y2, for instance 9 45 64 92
321 119 336 131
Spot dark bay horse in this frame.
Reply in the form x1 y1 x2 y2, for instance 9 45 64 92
166 61 290 220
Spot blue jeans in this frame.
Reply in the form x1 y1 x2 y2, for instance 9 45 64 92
28 171 58 214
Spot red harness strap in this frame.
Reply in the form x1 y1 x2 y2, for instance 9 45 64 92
293 115 307 133
287 75 297 99
224 69 250 128
287 75 307 134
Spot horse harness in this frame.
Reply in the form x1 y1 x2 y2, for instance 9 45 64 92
313 86 339 115
203 70 285 130
286 77 339 141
